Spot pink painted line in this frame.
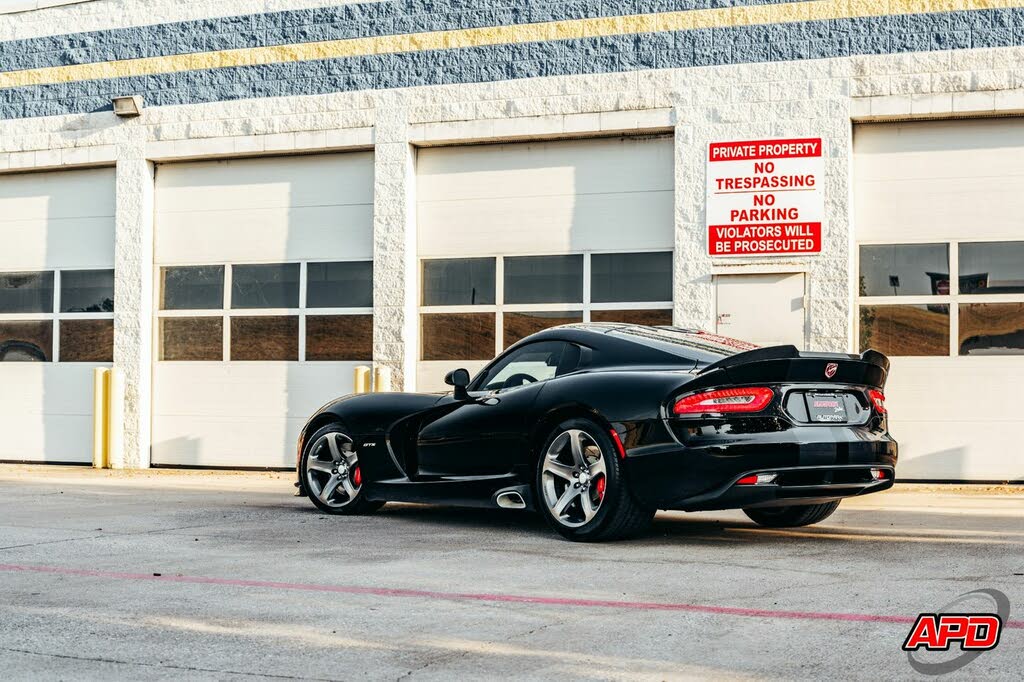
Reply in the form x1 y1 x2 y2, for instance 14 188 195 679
1 562 1022 629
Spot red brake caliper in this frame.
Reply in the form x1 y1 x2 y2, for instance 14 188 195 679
595 475 606 500
352 467 362 487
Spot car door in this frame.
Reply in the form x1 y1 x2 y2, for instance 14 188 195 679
415 341 580 477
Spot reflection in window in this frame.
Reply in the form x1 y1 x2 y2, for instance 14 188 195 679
859 305 949 356
421 313 495 361
307 262 373 308
422 258 495 306
159 317 223 361
959 303 1024 355
230 316 298 360
959 242 1024 294
61 269 114 313
231 263 300 309
859 244 949 296
161 266 224 310
478 341 574 391
591 309 673 326
306 315 373 361
504 255 583 304
503 311 583 347
0 320 53 361
0 271 54 314
591 252 672 303
59 319 114 362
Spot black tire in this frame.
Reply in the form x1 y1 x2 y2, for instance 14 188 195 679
300 423 384 515
535 418 654 542
743 501 840 528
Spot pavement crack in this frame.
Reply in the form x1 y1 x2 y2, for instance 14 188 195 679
0 534 107 552
0 646 339 681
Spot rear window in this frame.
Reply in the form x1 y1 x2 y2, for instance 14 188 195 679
608 326 758 363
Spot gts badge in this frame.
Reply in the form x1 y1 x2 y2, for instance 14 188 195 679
362 442 377 448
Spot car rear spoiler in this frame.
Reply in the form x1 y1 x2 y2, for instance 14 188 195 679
693 346 890 390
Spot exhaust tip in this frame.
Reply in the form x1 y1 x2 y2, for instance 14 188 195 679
495 490 526 509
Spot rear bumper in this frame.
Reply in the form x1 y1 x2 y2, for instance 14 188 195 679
671 465 895 511
624 421 897 510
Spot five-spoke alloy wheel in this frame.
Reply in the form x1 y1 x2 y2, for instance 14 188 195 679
301 423 383 515
536 418 654 541
541 429 608 528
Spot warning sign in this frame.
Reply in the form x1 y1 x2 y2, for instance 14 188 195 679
706 138 824 257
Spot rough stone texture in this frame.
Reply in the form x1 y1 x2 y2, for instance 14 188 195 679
4 5 1024 119
371 101 417 391
111 143 154 469
4 7 1024 463
0 0 373 41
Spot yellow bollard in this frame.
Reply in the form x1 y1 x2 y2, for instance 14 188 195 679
353 365 371 394
92 367 109 468
373 365 392 393
107 367 124 469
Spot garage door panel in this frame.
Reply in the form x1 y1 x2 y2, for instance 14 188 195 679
155 154 373 265
0 168 115 220
153 152 373 467
855 120 1024 242
855 119 1024 481
154 363 357 417
418 137 674 257
419 191 673 257
417 138 673 202
0 168 113 463
156 154 373 210
0 168 114 270
152 363 357 467
152 416 308 468
0 364 100 462
857 177 1024 242
156 204 374 264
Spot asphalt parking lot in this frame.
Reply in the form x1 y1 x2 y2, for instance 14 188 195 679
0 465 1021 681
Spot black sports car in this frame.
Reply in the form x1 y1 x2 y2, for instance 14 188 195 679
296 324 897 541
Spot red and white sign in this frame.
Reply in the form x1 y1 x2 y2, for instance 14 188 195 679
706 137 824 257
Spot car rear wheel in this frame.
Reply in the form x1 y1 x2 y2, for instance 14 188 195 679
743 501 840 528
536 418 653 542
301 423 384 515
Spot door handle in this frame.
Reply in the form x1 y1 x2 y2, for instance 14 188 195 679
480 397 500 406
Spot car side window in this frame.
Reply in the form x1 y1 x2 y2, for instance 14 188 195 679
477 341 580 392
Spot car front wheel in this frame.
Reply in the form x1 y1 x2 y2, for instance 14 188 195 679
536 418 653 542
301 423 383 515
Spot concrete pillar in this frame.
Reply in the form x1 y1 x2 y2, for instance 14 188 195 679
673 109 716 332
111 151 154 468
371 103 418 391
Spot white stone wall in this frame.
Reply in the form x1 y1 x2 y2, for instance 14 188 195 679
3 45 1024 466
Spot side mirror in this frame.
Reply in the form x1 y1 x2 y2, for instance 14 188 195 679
444 368 471 400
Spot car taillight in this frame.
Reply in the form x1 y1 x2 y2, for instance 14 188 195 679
868 389 886 414
673 387 774 415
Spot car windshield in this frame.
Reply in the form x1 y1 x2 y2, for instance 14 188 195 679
607 326 759 364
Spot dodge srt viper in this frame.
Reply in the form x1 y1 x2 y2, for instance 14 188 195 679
296 324 897 541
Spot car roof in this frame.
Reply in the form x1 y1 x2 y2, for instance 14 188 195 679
515 323 758 367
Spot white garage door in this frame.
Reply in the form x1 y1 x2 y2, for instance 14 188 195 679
0 167 115 463
855 118 1024 482
416 136 675 391
153 153 374 468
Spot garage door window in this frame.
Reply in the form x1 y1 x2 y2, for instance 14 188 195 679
420 251 673 361
858 241 1024 356
157 261 373 362
0 270 114 363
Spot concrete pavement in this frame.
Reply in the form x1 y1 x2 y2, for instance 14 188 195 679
0 465 1021 681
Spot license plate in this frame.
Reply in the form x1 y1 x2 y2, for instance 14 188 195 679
807 393 848 423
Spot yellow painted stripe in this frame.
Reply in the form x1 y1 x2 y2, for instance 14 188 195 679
0 0 1017 89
